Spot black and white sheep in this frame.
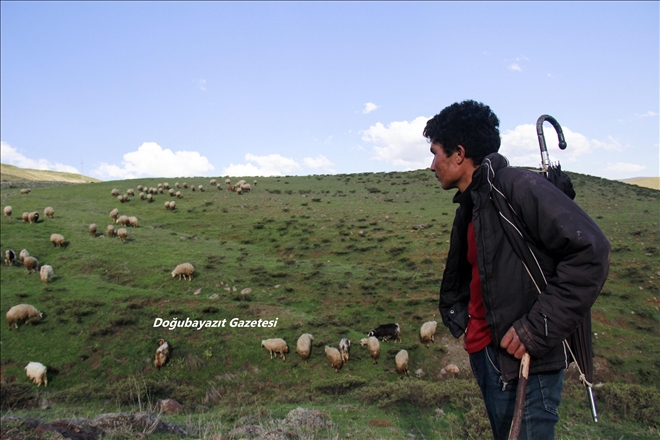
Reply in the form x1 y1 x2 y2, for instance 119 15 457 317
6 304 43 329
338 338 351 363
261 338 289 361
367 323 401 343
4 249 17 266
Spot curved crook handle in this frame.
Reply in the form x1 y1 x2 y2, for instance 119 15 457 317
536 114 568 171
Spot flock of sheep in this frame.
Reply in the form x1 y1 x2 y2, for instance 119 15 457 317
3 178 255 386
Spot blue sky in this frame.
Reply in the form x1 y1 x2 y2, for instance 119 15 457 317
1 2 658 181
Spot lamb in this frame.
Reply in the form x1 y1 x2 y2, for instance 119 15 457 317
28 211 40 223
296 333 314 363
110 208 119 222
261 338 289 361
43 207 55 218
395 350 410 376
368 323 402 343
22 212 29 223
24 256 39 274
19 249 29 262
171 263 194 281
154 339 170 370
40 265 54 285
25 362 48 387
338 338 351 363
128 216 138 228
324 346 344 372
360 336 381 364
20 188 31 195
50 233 65 247
420 320 438 348
4 249 17 266
117 228 128 242
3 206 12 217
89 223 97 237
7 304 43 329
107 224 115 237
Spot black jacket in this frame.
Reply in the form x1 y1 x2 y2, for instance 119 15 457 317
439 153 610 382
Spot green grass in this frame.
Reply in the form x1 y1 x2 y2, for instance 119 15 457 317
1 171 659 438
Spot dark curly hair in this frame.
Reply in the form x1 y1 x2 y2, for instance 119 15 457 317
423 100 501 165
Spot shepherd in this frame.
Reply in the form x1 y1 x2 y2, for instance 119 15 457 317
425 100 610 439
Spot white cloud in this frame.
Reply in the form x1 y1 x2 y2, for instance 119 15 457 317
635 111 658 118
196 79 207 91
303 155 333 169
92 142 215 179
222 153 301 177
1 141 79 173
363 102 379 114
500 124 622 167
602 162 646 173
361 116 430 170
508 63 522 72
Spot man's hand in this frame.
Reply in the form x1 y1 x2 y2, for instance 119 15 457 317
500 326 527 360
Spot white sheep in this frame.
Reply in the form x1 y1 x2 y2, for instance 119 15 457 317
395 349 410 376
117 228 128 242
110 208 119 222
25 362 47 387
253 180 257 186
216 184 222 191
338 338 351 363
261 338 289 361
20 188 31 195
19 249 29 262
40 265 54 285
210 179 217 185
28 211 40 223
44 207 55 218
296 333 314 363
89 223 98 236
126 189 135 196
175 191 182 198
3 206 12 217
22 212 29 223
24 256 39 274
50 233 65 247
139 192 145 200
420 320 438 348
147 194 153 202
171 263 194 281
360 337 381 364
6 304 43 330
107 224 115 237
241 183 251 193
137 185 144 192
168 201 176 210
324 346 344 372
175 182 180 189
198 185 204 192
183 182 188 189
224 179 231 185
4 249 17 266
128 216 138 228
168 188 174 196
235 179 246 187
163 182 170 189
111 188 120 197
116 215 129 225
154 339 170 370
164 201 171 210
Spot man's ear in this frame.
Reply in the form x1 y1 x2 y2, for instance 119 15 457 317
455 145 466 164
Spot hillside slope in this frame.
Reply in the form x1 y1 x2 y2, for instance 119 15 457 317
1 163 100 184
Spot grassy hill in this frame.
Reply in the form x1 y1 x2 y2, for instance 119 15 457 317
1 163 100 184
1 170 659 439
621 177 660 191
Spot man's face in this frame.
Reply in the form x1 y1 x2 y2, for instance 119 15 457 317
430 142 460 190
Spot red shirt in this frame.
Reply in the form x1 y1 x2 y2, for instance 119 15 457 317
465 220 493 353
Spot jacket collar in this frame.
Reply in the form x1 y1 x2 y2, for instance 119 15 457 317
452 152 510 205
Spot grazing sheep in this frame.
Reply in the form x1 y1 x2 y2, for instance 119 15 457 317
147 194 153 202
157 183 163 189
110 208 119 222
4 249 17 266
22 212 29 223
210 179 217 185
261 338 289 361
40 265 54 285
175 182 180 189
338 338 351 363
116 215 129 225
20 188 31 195
183 182 188 189
25 362 47 387
253 180 258 186
241 183 251 193
360 336 381 364
163 183 170 189
3 206 12 217
6 304 43 330
43 207 55 218
368 323 402 343
175 191 182 198
216 184 222 191
296 333 314 363
168 201 176 210
235 180 246 187
225 179 231 185
50 233 65 247
236 187 243 195
171 263 194 281
168 189 174 196
126 189 135 196
19 249 29 262
128 216 138 227
164 201 171 210
117 228 128 242
24 256 39 274
118 195 128 203
395 349 410 376
139 192 145 200
191 185 196 192
154 339 170 370
111 188 120 197
107 224 115 237
28 211 40 223
137 185 144 192
324 346 344 372
420 320 438 348
198 185 204 192
89 223 97 237
227 185 236 192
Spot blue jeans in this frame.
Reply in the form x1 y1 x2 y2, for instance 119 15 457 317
469 344 564 440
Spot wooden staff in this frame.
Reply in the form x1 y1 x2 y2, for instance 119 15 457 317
508 352 531 440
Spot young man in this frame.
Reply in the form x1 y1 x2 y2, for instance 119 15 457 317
425 100 610 439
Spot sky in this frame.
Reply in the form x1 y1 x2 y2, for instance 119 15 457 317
1 2 658 181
